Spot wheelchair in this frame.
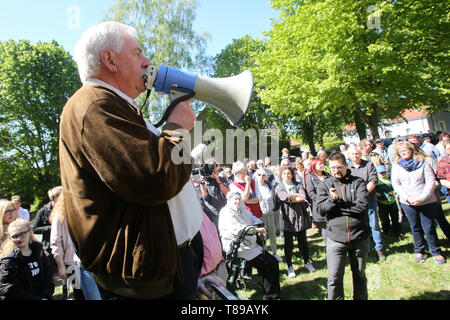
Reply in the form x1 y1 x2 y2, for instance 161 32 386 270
224 224 268 298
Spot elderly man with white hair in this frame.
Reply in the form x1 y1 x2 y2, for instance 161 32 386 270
59 21 200 300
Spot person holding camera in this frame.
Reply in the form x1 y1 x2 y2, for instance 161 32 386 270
198 160 229 228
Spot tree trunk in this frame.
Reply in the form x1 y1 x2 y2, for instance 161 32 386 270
353 109 367 140
367 104 380 139
301 119 316 155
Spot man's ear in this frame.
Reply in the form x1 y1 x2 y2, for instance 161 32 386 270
100 49 118 73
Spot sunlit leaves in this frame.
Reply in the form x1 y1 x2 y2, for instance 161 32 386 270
0 40 81 203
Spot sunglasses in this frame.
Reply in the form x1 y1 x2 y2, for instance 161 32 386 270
257 174 266 176
10 229 30 240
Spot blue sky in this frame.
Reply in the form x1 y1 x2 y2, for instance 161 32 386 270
0 0 277 57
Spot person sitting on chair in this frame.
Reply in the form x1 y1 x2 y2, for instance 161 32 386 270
218 191 282 300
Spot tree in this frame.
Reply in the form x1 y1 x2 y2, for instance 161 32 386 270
105 0 211 122
200 35 290 163
255 0 449 140
0 40 81 208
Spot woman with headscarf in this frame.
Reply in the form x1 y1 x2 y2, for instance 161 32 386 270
218 191 282 300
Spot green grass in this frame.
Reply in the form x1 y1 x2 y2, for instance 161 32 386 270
236 201 450 300
52 201 450 300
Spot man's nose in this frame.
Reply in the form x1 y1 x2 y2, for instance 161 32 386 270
142 57 151 67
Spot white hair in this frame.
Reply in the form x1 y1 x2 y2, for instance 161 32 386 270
232 161 246 175
347 145 362 155
74 21 137 82
48 186 63 201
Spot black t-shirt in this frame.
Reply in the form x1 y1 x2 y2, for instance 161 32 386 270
23 255 42 293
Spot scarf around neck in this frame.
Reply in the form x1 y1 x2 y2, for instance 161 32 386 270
398 158 424 172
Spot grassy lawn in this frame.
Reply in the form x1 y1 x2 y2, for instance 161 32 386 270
52 201 450 300
236 201 450 300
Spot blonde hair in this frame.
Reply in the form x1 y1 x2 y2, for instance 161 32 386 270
0 218 40 258
394 141 427 163
0 200 19 236
49 192 65 224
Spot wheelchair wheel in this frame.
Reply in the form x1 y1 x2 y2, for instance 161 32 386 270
236 278 246 291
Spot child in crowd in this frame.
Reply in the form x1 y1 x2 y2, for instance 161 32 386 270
375 165 402 236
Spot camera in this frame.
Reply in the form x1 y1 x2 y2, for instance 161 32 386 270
199 164 216 178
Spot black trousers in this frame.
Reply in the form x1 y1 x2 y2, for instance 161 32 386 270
284 229 310 266
378 202 401 235
247 251 281 299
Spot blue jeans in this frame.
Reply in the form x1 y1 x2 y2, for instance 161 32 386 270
80 267 102 300
368 200 383 251
401 202 442 257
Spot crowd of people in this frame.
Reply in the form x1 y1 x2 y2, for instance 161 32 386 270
0 20 448 301
1 131 448 301
190 132 449 300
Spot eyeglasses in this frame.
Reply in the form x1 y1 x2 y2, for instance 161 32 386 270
10 229 30 240
330 165 346 170
4 209 16 215
398 149 411 154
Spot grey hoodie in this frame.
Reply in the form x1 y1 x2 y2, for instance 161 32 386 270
391 161 438 205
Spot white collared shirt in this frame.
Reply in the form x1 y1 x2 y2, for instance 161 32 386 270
84 79 202 244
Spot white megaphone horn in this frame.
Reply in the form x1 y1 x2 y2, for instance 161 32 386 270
143 65 254 127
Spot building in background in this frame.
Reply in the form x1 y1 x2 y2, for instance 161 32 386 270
343 108 449 144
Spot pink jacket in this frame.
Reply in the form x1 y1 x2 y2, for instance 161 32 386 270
199 212 223 277
50 212 77 266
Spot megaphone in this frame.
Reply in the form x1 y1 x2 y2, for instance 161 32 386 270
143 65 253 127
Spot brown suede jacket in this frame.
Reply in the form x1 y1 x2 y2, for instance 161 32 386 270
59 85 191 299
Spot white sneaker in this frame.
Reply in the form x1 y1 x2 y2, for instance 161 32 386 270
287 266 296 278
273 254 282 262
304 262 316 273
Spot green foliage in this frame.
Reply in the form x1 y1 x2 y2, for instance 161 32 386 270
0 40 81 206
255 0 449 139
322 134 345 151
105 0 212 122
201 36 291 162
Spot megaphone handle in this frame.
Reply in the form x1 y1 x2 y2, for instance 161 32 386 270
153 90 195 128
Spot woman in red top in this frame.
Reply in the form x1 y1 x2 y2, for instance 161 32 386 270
437 140 450 197
229 161 263 219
